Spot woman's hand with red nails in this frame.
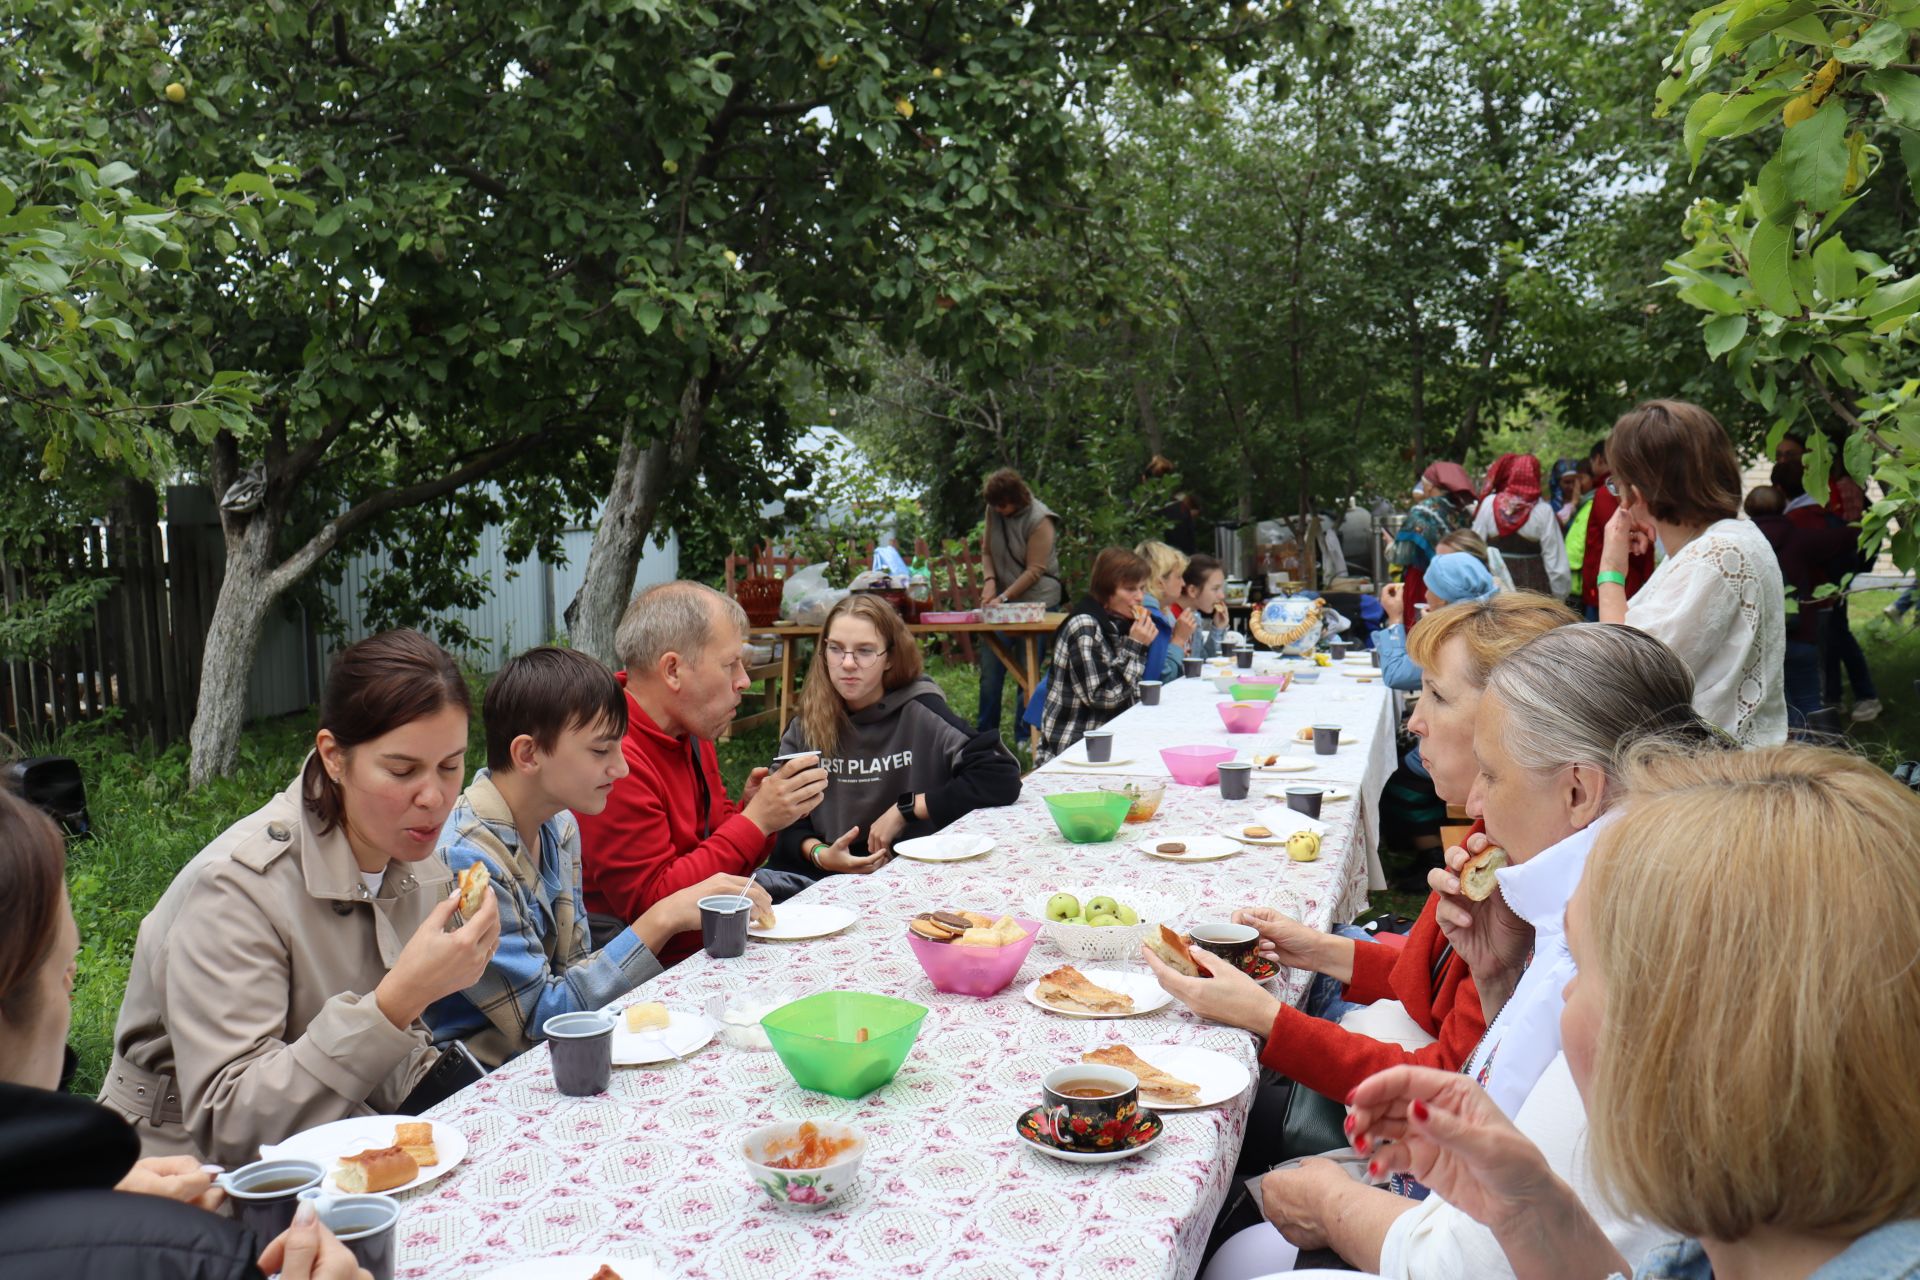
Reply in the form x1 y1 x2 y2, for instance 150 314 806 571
1345 1065 1559 1232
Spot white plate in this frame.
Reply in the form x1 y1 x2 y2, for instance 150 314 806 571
1058 754 1136 767
259 1115 466 1195
894 832 995 862
1288 731 1356 748
1264 786 1354 803
1136 833 1241 862
1221 824 1294 846
750 903 858 941
1023 968 1172 1019
477 1258 672 1280
1255 757 1313 773
1089 1044 1255 1111
607 1005 717 1066
1019 1122 1164 1164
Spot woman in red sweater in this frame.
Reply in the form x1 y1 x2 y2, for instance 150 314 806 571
1142 594 1577 1105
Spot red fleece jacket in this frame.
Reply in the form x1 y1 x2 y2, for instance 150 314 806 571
577 677 774 963
1260 829 1488 1101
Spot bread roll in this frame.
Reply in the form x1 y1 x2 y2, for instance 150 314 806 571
1144 924 1209 979
1460 845 1510 902
457 862 491 916
335 1145 418 1193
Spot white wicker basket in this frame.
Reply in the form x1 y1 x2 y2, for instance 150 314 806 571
1025 885 1191 964
983 601 1047 625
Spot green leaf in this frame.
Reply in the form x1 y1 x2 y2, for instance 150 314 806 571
1863 70 1920 128
0 282 16 338
1685 92 1728 170
1701 88 1795 141
1813 233 1859 300
1728 0 1820 41
1704 313 1749 356
95 161 137 188
1746 215 1801 316
1779 99 1847 211
1830 20 1907 67
1844 426 1876 486
634 301 664 334
1802 428 1832 505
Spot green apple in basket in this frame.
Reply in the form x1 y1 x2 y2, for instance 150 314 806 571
1046 893 1081 922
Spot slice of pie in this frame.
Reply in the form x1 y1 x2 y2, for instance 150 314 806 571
1082 1045 1202 1105
1035 965 1135 1015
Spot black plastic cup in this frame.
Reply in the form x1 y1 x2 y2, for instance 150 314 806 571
300 1190 400 1280
1217 761 1252 800
220 1158 325 1243
1285 786 1324 819
544 1011 615 1096
1312 725 1341 756
1083 729 1114 762
1369 649 1381 669
700 894 752 958
1235 648 1254 669
1329 641 1348 660
1139 680 1162 706
1183 656 1203 678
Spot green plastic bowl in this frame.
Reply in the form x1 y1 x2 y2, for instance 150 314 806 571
1042 791 1133 843
1229 682 1283 701
761 991 929 1099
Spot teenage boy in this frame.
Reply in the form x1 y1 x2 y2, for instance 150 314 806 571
426 646 772 1068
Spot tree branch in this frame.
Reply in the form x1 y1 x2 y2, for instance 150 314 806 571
1801 359 1898 455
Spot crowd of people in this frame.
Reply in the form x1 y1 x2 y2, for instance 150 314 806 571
2 399 1913 1280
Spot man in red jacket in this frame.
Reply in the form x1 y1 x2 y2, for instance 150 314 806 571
577 581 828 962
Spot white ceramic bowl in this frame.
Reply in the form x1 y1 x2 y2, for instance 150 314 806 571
741 1120 865 1209
1026 885 1191 963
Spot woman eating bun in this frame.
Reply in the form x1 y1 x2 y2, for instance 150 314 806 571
100 630 501 1168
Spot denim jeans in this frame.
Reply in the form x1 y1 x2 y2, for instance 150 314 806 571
1783 637 1825 733
976 633 1045 734
1823 605 1878 702
1303 924 1374 1022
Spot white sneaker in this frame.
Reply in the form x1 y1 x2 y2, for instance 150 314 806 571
1852 698 1884 722
1887 603 1905 622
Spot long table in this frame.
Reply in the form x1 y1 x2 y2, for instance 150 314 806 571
394 670 1395 1279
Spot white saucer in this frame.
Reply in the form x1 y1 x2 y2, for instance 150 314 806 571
894 832 995 862
607 1005 717 1065
1081 1043 1254 1111
750 903 858 940
1024 968 1172 1018
1137 833 1241 862
260 1115 466 1195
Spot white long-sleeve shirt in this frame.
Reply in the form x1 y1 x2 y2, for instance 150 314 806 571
1472 498 1570 597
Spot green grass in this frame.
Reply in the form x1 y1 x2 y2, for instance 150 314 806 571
51 655 1025 1098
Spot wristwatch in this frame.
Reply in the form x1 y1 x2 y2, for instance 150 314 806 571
895 792 916 821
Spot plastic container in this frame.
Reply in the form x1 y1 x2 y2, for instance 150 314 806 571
1228 682 1283 702
906 917 1041 996
916 610 981 624
761 991 928 1099
1119 780 1166 823
982 601 1047 625
1042 791 1132 843
1216 700 1273 734
1161 745 1238 786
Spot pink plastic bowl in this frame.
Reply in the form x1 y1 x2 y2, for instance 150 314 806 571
1160 744 1239 786
906 917 1042 996
1216 700 1273 734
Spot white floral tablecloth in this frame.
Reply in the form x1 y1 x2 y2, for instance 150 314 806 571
397 692 1384 1280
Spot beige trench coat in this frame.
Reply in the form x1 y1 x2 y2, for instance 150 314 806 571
98 774 451 1167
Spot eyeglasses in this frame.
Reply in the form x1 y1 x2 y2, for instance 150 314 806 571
825 643 889 667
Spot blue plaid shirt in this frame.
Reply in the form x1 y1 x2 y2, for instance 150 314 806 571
425 771 661 1066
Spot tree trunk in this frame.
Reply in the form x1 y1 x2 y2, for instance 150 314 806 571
1297 454 1317 588
565 376 712 664
187 519 280 785
1408 298 1427 480
1117 318 1165 457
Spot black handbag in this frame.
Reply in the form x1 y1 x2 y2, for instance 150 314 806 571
3 756 91 839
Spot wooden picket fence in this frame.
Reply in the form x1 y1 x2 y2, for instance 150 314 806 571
0 497 227 749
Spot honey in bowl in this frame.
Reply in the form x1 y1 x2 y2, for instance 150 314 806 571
756 1120 860 1170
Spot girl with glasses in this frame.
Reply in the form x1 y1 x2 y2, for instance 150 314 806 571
767 595 1021 879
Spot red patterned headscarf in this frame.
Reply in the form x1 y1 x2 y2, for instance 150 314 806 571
1487 454 1543 537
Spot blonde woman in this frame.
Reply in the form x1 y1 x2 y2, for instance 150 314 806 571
1346 744 1920 1278
771 595 1021 876
1135 539 1198 680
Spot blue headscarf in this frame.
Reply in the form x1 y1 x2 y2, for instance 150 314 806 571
1424 552 1498 605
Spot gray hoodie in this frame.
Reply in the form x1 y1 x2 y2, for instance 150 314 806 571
772 676 1022 870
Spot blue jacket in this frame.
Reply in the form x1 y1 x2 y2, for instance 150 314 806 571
1629 1221 1920 1279
1371 623 1424 693
1142 594 1185 682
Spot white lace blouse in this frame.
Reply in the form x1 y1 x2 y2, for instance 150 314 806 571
1624 517 1787 746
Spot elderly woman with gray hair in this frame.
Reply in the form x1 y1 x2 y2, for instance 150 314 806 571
1209 624 1726 1280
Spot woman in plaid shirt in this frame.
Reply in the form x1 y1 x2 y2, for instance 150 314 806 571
1035 547 1159 765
